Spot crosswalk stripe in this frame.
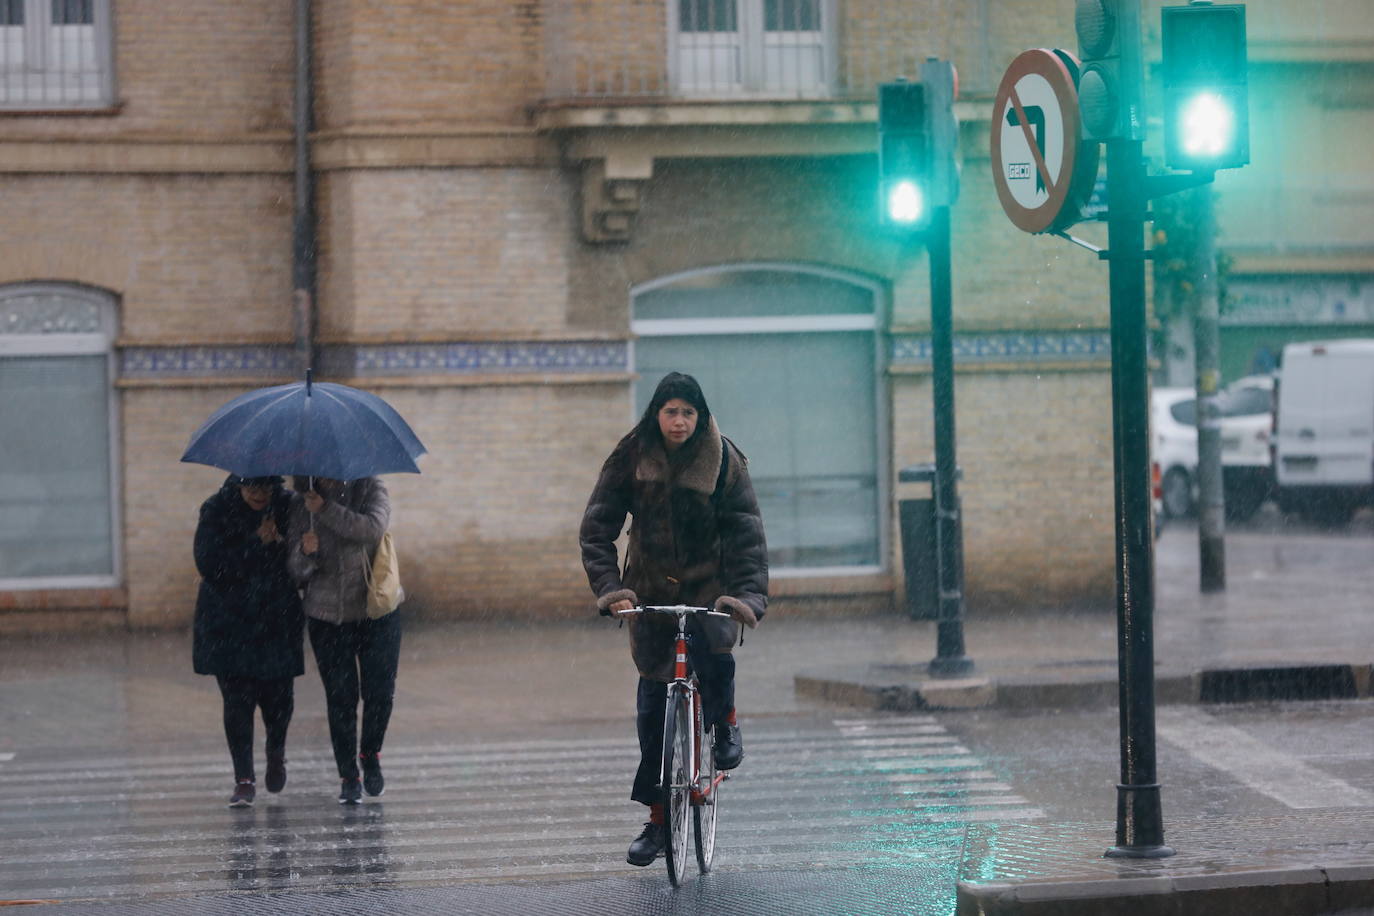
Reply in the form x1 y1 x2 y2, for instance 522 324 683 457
0 715 1033 901
842 715 1047 824
0 734 965 785
1158 706 1374 809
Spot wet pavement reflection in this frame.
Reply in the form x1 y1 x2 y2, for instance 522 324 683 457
3 506 1373 912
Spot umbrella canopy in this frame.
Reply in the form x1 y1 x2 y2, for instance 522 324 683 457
181 376 426 480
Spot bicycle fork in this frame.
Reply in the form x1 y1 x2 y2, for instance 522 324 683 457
662 630 728 806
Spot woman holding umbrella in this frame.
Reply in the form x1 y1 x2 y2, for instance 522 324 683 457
192 474 304 808
287 476 399 805
182 373 425 805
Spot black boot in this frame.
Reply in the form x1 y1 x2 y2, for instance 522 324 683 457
360 752 385 797
265 752 287 794
714 723 744 770
626 821 666 866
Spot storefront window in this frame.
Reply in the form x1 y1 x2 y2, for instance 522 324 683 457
0 284 119 587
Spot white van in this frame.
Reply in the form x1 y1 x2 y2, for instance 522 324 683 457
1273 339 1374 524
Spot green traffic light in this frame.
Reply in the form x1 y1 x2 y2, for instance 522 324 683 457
1180 90 1236 159
1161 3 1249 170
887 179 925 225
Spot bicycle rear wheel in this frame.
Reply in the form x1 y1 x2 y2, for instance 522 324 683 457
693 700 718 873
661 686 692 887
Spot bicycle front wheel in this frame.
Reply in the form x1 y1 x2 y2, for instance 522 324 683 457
693 702 718 873
661 685 692 887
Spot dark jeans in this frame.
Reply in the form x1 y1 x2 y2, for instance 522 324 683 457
307 612 402 780
215 675 294 782
631 638 735 806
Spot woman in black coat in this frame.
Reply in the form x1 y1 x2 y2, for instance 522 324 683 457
580 372 767 866
193 474 304 808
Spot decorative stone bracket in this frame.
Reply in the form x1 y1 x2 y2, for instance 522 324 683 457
580 154 654 243
533 98 983 245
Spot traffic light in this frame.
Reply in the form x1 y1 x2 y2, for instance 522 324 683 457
1074 0 1144 141
1162 3 1249 171
878 80 929 228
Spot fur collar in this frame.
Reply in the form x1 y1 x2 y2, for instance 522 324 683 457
634 417 723 495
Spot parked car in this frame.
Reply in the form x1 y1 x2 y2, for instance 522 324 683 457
1150 375 1276 521
1218 374 1277 520
1273 339 1374 525
1153 387 1198 518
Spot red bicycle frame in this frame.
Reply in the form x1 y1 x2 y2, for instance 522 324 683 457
673 628 727 806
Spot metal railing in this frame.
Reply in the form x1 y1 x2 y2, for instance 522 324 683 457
543 0 973 103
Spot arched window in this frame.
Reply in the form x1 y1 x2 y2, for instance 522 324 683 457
0 283 119 588
632 264 885 573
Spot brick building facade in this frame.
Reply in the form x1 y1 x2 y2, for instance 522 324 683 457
2 0 1364 632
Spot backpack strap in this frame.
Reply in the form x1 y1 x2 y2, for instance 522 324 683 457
713 436 745 647
712 436 731 502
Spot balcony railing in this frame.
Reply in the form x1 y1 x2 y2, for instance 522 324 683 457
543 0 968 103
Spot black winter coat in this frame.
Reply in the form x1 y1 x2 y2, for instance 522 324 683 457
192 476 305 680
580 418 768 681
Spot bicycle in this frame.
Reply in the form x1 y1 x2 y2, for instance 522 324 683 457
620 604 733 886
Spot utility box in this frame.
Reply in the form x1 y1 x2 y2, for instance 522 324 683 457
898 463 960 620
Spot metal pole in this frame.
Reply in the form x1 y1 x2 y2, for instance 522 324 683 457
1193 184 1226 592
292 0 317 376
1104 139 1173 859
927 204 973 678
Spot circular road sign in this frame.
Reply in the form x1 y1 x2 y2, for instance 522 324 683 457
991 48 1092 234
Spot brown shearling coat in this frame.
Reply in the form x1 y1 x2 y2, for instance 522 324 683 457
580 418 768 681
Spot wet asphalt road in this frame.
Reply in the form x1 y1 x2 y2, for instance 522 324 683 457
4 505 1374 913
9 700 1374 914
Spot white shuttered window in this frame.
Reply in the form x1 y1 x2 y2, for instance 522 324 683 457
0 0 114 109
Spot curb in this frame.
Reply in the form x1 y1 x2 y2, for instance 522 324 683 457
955 864 1374 916
794 661 1374 711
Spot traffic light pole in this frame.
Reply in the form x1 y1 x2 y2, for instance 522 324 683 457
928 204 973 678
1193 184 1226 592
1104 139 1174 859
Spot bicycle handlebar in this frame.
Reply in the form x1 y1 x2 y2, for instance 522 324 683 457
620 605 734 619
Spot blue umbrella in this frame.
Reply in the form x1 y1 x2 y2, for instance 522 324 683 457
181 373 426 479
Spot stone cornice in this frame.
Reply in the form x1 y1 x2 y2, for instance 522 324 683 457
0 134 291 174
532 98 989 131
0 127 560 174
1229 252 1374 275
311 125 557 171
534 96 986 241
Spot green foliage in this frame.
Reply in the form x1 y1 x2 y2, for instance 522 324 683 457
1150 187 1232 318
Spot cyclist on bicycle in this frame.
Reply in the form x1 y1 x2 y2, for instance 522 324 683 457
580 371 767 867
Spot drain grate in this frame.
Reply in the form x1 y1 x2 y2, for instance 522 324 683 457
1199 665 1357 703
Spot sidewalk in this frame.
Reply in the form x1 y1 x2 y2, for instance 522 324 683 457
800 512 1374 916
795 513 1374 711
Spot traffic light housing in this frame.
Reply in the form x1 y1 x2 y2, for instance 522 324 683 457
878 80 929 228
1162 3 1249 171
1075 0 1144 141
877 63 959 230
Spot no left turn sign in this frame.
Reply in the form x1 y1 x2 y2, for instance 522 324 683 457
990 49 1097 234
